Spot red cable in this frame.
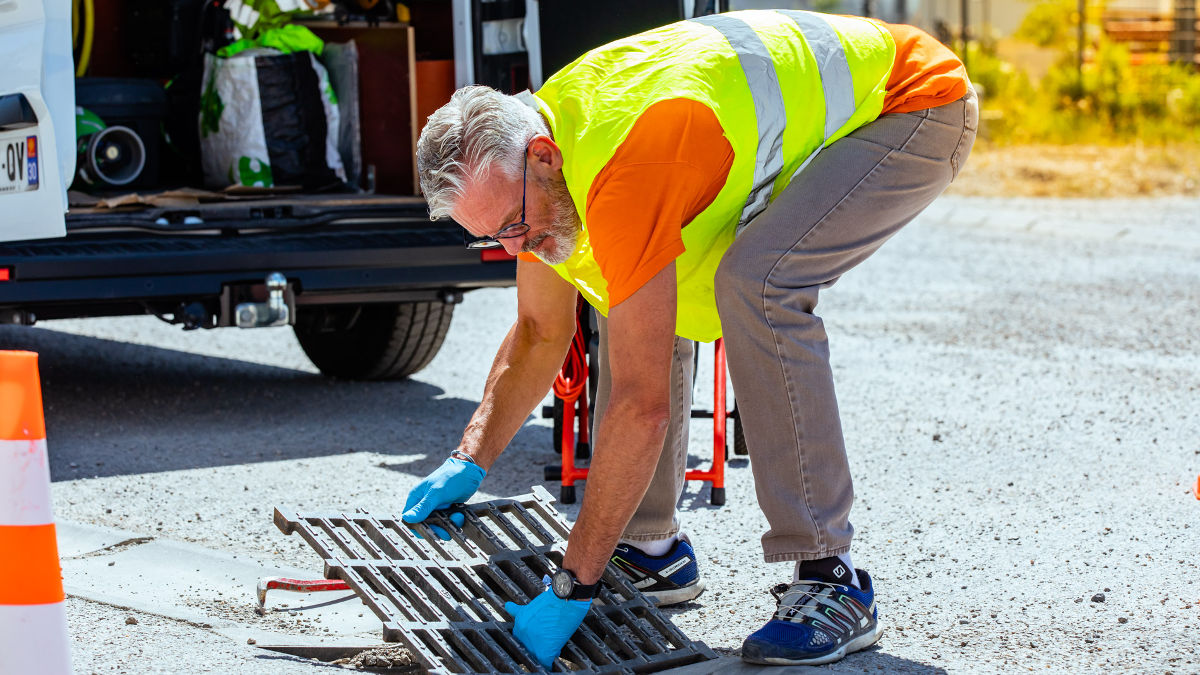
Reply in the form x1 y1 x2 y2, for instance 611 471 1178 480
552 300 588 404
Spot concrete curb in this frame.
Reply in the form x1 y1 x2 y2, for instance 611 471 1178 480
58 520 383 649
57 519 745 672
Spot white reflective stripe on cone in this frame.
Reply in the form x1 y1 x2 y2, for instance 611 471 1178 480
0 439 54 526
0 603 73 674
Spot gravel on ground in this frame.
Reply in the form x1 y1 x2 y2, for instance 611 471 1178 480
4 195 1195 673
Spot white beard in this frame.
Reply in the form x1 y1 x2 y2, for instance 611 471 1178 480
524 176 580 265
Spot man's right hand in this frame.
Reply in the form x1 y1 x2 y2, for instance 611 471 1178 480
504 586 591 669
402 456 486 540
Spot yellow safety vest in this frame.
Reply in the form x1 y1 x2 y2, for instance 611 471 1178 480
530 10 897 342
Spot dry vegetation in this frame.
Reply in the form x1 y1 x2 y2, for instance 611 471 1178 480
944 0 1200 200
948 142 1200 198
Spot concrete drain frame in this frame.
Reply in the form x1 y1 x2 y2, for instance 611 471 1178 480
273 485 717 674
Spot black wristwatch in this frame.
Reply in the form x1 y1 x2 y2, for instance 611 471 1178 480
551 568 600 601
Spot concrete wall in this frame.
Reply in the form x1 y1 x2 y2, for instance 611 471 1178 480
727 0 911 23
726 0 1030 34
909 0 1029 37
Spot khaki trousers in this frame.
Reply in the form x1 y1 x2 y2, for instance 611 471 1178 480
596 89 978 560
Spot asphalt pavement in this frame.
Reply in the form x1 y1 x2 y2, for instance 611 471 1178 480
2 195 1197 673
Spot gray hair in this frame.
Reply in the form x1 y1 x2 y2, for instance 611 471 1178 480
416 85 547 220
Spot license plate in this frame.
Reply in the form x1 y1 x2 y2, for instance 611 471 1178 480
0 127 40 195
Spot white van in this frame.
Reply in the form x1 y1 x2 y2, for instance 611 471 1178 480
0 0 713 379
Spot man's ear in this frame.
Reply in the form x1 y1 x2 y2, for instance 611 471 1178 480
527 135 564 172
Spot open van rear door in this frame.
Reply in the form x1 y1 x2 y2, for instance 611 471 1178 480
0 0 73 243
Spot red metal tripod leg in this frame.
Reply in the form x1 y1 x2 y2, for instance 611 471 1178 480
683 339 728 505
711 338 727 505
549 296 593 503
560 392 578 504
558 390 591 504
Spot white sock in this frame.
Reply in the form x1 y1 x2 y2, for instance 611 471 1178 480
839 554 860 588
622 534 678 557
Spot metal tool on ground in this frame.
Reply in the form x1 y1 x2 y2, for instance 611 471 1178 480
272 485 717 674
544 298 744 506
256 576 351 610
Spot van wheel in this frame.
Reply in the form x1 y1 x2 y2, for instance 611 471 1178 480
293 301 454 380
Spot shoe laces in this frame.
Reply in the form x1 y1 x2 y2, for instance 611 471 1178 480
769 580 837 609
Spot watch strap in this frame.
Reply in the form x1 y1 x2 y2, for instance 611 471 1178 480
553 569 600 600
568 579 600 601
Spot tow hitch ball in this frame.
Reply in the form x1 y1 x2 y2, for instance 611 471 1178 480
236 273 291 328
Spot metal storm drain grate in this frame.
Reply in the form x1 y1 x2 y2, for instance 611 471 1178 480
273 485 717 674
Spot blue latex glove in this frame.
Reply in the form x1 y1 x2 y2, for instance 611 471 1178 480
504 583 592 670
402 457 485 540
413 506 467 541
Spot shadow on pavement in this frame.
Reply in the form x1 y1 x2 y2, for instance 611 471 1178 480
678 647 947 674
830 648 948 674
0 325 552 483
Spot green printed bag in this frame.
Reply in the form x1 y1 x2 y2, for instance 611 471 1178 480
199 48 345 189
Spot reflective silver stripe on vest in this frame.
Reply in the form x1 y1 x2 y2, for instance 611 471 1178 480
777 11 856 140
777 10 858 183
691 12 858 231
691 14 785 231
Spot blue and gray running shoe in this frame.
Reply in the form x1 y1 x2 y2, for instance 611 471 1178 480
609 537 705 606
741 569 882 666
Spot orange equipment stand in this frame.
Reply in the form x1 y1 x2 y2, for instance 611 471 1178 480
543 299 742 506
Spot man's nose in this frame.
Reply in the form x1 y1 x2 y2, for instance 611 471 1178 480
500 235 524 256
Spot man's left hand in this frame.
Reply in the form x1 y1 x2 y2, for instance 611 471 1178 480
504 585 591 669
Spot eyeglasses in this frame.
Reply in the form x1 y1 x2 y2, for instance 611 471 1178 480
463 154 530 250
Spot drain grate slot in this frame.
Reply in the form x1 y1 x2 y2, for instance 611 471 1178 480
274 485 716 674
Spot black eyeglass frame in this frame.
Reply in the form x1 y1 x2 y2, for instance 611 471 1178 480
463 154 530 250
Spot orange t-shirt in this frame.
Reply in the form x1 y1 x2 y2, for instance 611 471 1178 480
523 22 967 307
877 22 969 114
519 98 734 308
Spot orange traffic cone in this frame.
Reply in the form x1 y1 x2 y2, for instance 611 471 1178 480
0 351 72 674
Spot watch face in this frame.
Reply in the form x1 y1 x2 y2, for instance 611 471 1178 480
552 569 573 598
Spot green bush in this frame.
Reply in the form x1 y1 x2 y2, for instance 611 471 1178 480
965 31 1200 145
1014 0 1082 48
